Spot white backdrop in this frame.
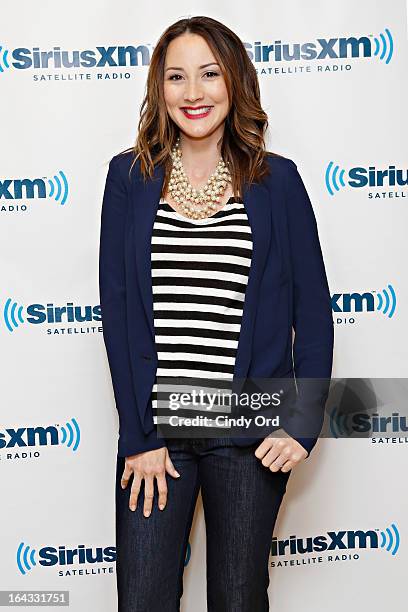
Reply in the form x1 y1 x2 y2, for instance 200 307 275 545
1 1 407 610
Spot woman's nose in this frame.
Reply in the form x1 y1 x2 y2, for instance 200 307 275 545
183 79 204 102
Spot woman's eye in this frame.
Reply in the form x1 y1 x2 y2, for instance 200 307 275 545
168 71 219 81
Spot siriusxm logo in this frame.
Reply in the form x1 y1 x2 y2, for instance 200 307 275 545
325 162 407 195
272 522 400 557
3 299 101 332
332 284 397 318
0 171 69 205
17 538 189 574
16 543 115 575
0 418 80 451
329 409 408 439
0 28 393 76
247 28 393 64
0 45 150 71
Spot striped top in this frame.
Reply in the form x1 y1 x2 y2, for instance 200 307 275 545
150 196 253 430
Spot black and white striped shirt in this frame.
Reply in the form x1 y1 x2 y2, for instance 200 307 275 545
150 196 253 430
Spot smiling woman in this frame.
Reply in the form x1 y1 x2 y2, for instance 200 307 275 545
125 16 273 201
162 34 230 207
159 31 252 219
164 40 228 132
99 13 334 612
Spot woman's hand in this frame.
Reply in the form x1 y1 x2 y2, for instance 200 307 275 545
121 447 180 517
254 431 308 472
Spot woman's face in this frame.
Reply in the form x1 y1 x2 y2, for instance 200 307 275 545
163 33 230 140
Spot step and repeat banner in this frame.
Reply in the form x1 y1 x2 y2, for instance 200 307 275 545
1 1 407 610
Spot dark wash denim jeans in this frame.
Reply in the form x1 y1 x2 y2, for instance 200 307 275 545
115 437 291 612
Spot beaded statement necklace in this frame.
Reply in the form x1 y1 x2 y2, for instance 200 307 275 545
167 135 233 220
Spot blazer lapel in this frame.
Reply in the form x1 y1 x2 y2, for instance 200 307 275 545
233 180 271 382
132 160 272 387
133 161 164 344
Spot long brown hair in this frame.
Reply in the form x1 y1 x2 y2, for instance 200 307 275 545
122 15 280 197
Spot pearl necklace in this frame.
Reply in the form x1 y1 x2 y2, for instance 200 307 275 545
168 135 232 220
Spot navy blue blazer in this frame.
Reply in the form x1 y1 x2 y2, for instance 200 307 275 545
99 150 334 459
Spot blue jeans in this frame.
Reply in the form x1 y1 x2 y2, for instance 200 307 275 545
115 437 291 612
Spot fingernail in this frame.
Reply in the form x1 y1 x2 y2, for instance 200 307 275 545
175 471 181 477
144 511 150 517
159 504 165 510
130 505 136 511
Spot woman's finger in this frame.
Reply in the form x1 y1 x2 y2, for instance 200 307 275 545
254 437 274 459
270 447 292 472
261 446 281 468
279 460 294 473
143 475 154 518
129 472 142 511
165 452 181 478
155 472 168 510
121 463 133 489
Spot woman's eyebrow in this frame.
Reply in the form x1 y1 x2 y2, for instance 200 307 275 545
165 62 220 72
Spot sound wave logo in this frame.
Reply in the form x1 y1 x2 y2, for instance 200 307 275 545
329 406 408 440
60 418 81 451
376 284 397 318
3 297 24 332
17 542 37 575
0 171 69 204
372 28 394 64
0 418 81 451
0 44 10 72
325 161 407 195
47 171 69 205
325 161 346 196
379 523 400 555
2 298 102 332
15 542 116 574
329 406 351 439
332 283 397 317
272 522 400 557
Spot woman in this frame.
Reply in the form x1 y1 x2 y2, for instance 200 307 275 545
99 15 334 612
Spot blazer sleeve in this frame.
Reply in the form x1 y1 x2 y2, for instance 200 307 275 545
99 155 167 458
283 159 334 457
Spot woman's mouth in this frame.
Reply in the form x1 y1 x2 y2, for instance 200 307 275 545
181 106 213 119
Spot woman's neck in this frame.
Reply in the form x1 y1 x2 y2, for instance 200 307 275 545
178 130 224 182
